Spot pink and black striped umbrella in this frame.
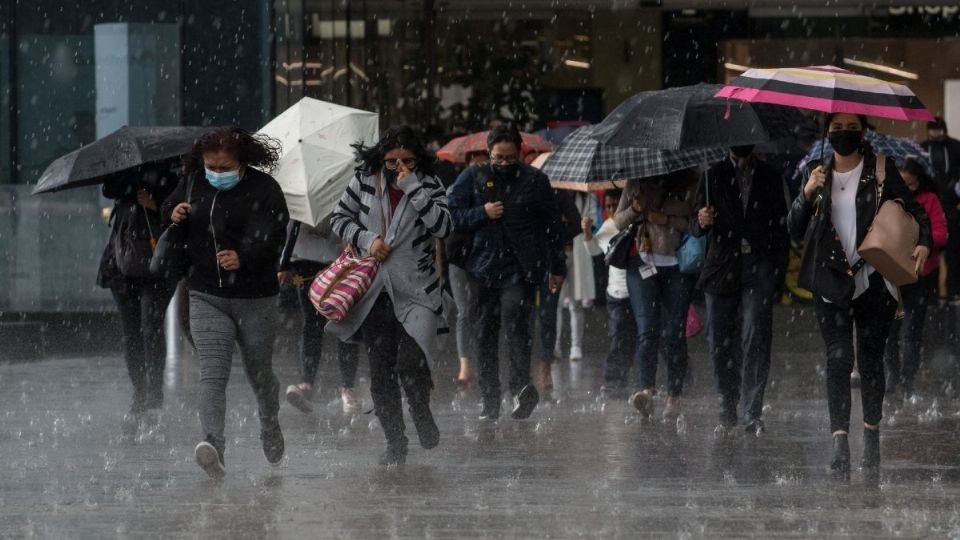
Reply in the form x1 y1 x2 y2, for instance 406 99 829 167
715 65 934 123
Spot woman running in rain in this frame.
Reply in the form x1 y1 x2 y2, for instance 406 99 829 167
328 126 452 465
788 113 931 474
162 126 289 478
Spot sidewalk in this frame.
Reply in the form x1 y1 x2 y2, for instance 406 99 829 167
1 305 959 538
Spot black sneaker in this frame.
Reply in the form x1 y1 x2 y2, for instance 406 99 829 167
511 384 539 420
379 440 408 466
261 425 284 465
194 441 226 478
744 418 765 437
479 399 500 421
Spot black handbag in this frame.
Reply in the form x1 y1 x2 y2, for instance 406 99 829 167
150 175 195 280
796 205 855 306
605 221 640 270
112 203 159 278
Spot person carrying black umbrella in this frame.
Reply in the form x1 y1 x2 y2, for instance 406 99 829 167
97 160 179 432
691 145 790 436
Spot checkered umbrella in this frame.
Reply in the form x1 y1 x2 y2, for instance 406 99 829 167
540 125 727 191
795 130 936 179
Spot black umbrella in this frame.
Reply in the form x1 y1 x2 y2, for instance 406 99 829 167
592 83 807 151
32 126 207 194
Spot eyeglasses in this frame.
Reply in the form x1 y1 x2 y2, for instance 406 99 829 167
383 157 417 170
490 154 519 165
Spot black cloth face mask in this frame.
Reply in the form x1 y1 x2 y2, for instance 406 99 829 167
828 130 863 157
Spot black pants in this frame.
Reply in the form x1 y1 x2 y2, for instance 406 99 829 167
603 295 636 388
814 272 897 433
705 255 777 422
884 273 935 394
360 294 433 447
291 260 359 388
110 276 175 412
474 279 537 405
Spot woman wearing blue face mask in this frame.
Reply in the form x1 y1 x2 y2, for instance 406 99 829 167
160 126 289 478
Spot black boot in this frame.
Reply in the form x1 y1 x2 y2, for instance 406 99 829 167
862 428 880 469
375 404 409 466
408 393 440 450
830 433 850 474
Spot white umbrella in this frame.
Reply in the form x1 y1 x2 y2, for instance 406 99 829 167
258 98 379 226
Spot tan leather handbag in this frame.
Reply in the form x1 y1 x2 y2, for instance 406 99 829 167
857 155 920 287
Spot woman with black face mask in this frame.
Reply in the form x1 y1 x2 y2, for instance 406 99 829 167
787 112 933 475
329 126 452 466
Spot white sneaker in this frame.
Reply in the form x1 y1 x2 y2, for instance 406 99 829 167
341 387 361 413
194 441 225 478
286 383 314 413
569 346 583 361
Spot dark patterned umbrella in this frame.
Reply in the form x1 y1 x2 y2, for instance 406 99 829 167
33 126 206 194
540 125 726 191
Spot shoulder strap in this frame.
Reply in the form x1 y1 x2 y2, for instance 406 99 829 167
875 154 886 185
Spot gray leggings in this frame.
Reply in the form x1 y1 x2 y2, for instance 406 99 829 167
448 264 478 360
189 291 280 452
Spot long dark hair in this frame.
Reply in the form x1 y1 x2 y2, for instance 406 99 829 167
901 157 937 194
352 126 436 177
183 126 282 177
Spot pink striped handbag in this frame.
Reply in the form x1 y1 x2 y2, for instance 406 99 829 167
309 173 386 321
308 249 380 321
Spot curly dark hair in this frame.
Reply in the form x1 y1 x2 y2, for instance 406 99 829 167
183 125 282 177
352 126 436 177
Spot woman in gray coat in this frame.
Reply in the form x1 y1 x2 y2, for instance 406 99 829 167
329 126 452 465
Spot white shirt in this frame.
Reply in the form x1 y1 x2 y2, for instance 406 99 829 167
584 218 629 299
828 159 896 301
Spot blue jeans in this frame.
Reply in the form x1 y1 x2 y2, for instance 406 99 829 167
625 258 695 396
704 254 777 422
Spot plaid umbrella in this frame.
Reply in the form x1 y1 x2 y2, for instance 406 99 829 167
437 131 553 163
539 125 726 191
715 65 934 122
794 130 936 180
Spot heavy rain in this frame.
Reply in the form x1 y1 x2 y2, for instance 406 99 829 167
1 1 960 538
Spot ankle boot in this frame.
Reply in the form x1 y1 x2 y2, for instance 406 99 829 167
408 395 439 450
375 403 409 464
830 433 850 473
862 428 880 469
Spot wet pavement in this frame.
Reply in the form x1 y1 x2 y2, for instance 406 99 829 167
2 305 960 539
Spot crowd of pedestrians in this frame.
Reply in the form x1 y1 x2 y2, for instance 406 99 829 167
100 116 960 478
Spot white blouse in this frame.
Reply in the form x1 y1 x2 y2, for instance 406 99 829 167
828 159 896 301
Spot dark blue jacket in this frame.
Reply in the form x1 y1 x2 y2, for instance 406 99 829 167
447 164 566 286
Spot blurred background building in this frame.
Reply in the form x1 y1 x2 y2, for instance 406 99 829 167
0 0 957 326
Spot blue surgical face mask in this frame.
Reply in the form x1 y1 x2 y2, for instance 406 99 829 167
205 168 242 191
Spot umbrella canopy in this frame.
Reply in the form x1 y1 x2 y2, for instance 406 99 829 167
593 83 807 150
534 126 579 145
795 130 936 179
257 97 378 227
437 131 553 163
539 125 726 191
715 65 935 122
32 126 206 194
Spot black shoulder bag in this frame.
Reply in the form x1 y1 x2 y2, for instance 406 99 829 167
150 174 196 280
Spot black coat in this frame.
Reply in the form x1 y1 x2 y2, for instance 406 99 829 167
97 170 177 287
786 151 932 303
160 168 289 298
447 163 567 285
690 157 790 295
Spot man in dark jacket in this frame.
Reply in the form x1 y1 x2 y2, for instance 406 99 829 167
447 125 567 421
922 117 960 302
691 145 790 435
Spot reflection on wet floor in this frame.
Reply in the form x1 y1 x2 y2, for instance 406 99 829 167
2 314 960 538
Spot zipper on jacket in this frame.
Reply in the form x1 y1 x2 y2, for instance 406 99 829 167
210 191 223 288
